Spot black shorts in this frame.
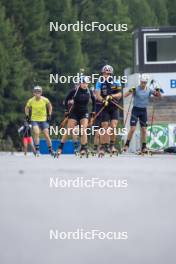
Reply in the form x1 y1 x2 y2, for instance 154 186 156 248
130 106 147 127
69 111 89 122
101 107 118 122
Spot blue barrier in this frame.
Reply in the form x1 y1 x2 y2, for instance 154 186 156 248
40 139 79 154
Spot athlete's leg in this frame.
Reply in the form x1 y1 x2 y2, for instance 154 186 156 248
80 118 89 145
110 119 118 151
124 107 138 150
140 109 148 151
72 126 79 152
32 125 40 152
43 128 52 147
94 130 100 145
62 119 77 143
23 140 28 155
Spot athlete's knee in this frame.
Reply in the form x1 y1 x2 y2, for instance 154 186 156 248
101 122 109 129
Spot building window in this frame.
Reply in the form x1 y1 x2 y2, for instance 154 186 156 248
144 33 176 64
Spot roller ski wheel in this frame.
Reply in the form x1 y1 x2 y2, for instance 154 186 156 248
110 150 118 157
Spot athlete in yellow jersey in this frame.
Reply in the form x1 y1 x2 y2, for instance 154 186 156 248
25 86 54 155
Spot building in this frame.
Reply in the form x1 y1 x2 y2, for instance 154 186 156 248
124 26 176 151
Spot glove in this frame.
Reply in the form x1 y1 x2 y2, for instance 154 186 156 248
106 95 113 102
129 87 136 93
155 87 164 93
102 99 109 107
25 115 30 122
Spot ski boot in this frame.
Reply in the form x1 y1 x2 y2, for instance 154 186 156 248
91 145 98 156
54 148 62 158
49 147 55 157
110 144 118 157
104 144 111 154
34 150 40 157
98 145 105 158
80 145 89 158
74 141 79 156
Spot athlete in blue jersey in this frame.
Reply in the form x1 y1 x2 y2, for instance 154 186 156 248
95 65 122 154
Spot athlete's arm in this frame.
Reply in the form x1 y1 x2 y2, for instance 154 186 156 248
25 100 31 119
124 87 136 97
124 91 131 97
47 101 52 116
64 89 76 111
95 81 104 102
112 90 122 100
25 105 29 116
111 81 122 100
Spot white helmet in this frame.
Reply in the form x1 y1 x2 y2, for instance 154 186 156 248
101 64 114 74
140 74 149 83
33 85 42 92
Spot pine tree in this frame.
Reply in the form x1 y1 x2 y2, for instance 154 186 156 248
0 2 29 148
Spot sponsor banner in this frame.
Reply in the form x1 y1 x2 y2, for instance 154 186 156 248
147 124 169 150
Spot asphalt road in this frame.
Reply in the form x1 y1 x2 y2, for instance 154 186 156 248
0 153 176 264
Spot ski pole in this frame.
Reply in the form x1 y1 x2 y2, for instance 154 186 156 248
124 94 133 127
91 105 105 125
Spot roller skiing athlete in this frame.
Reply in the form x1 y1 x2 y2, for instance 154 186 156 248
66 98 79 155
18 120 36 156
95 65 122 157
25 86 54 156
55 76 96 158
123 75 162 155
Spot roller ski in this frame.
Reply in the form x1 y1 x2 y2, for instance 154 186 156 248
80 145 89 158
98 145 105 158
136 144 152 156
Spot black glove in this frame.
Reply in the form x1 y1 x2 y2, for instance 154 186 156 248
47 115 51 122
25 115 30 122
129 87 136 93
106 95 113 102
